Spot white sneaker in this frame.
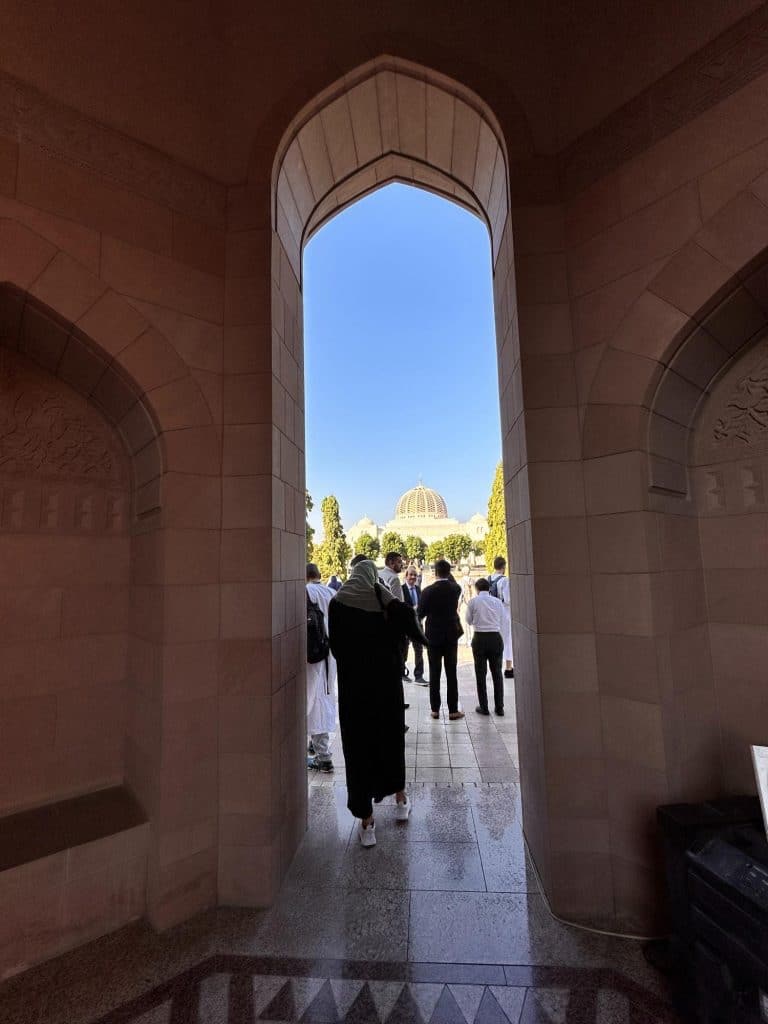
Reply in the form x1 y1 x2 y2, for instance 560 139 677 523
358 821 376 847
394 796 411 822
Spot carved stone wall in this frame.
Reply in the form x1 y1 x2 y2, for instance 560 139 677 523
693 337 768 793
563 4 768 195
0 348 130 814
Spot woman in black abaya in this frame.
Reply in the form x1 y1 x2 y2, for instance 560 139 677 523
329 559 427 846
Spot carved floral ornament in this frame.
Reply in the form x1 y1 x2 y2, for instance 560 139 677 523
0 350 123 483
712 345 768 450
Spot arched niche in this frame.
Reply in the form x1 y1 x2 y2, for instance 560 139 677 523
0 323 133 814
580 178 768 510
0 284 163 518
690 333 768 794
647 266 768 502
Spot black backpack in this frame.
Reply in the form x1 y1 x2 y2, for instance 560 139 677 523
306 594 330 664
488 574 500 599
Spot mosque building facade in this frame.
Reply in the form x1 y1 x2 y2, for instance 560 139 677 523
347 483 488 547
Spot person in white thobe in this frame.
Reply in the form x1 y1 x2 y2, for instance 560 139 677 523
306 564 337 770
459 569 474 645
489 556 514 678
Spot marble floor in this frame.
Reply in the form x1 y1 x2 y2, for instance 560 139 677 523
0 664 679 1024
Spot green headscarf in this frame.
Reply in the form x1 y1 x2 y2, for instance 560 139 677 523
334 559 394 613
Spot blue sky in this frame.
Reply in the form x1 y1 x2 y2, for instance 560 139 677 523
303 182 501 536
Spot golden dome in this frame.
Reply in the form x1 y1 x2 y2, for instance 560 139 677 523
395 484 448 520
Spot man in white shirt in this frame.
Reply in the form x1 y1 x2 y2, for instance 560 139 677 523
378 551 404 601
488 556 514 678
465 577 506 716
379 550 408 683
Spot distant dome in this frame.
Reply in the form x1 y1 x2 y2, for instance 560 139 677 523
395 484 448 520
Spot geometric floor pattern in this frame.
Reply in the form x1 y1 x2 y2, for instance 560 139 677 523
91 956 679 1023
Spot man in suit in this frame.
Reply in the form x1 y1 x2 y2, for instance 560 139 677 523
418 559 465 720
402 564 427 685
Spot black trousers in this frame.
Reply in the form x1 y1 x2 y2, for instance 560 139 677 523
405 637 425 678
427 642 459 713
399 637 409 677
472 631 504 712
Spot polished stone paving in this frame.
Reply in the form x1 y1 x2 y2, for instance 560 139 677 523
310 659 520 787
0 663 679 1023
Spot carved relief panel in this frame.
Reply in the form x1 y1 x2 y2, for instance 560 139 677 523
696 339 768 462
0 349 129 534
693 337 768 517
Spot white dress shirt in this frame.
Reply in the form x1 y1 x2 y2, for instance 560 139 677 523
378 565 404 601
465 592 504 633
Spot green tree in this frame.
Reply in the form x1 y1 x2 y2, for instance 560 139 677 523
484 462 508 569
380 531 405 556
314 495 351 579
354 532 380 560
442 533 474 565
426 539 445 563
403 535 427 563
305 490 315 561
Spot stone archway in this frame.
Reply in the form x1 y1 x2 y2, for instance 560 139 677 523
272 56 511 278
248 54 523 908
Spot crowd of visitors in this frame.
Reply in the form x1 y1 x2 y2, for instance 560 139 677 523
304 551 514 846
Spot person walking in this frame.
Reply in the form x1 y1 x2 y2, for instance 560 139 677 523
489 556 514 678
329 559 427 847
465 577 505 716
402 565 427 685
418 559 465 720
305 563 337 771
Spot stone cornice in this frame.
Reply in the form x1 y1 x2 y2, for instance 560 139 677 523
0 70 226 226
564 2 768 197
2 5 768 219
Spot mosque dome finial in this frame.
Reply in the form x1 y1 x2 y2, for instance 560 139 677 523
395 483 448 520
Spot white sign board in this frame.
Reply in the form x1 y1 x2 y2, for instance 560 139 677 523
752 745 768 842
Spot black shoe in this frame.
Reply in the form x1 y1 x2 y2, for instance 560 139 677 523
403 703 410 710
307 757 334 773
404 725 410 733
504 669 514 679
307 741 315 755
475 706 490 715
495 708 505 716
415 677 430 686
